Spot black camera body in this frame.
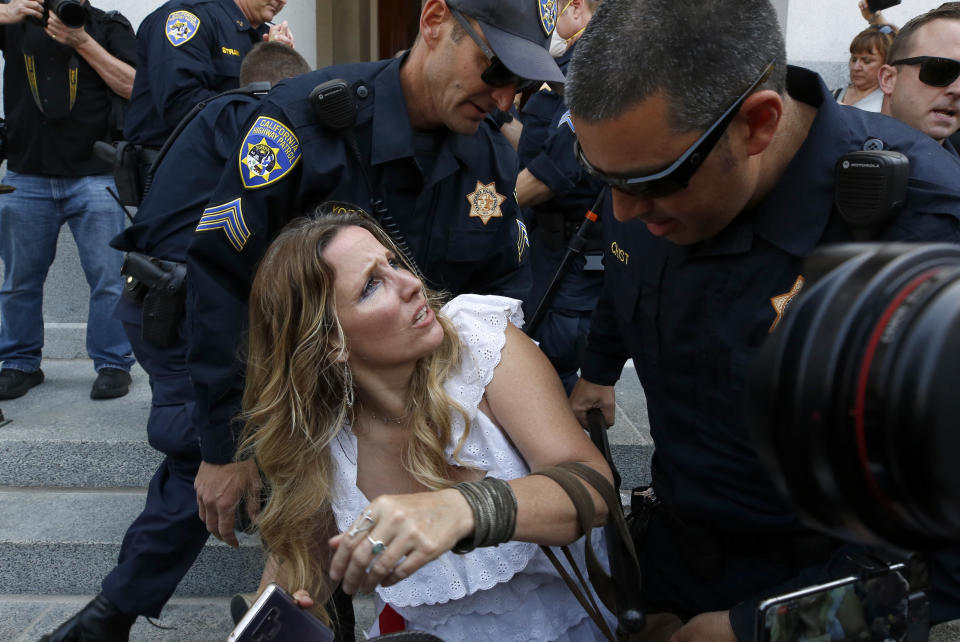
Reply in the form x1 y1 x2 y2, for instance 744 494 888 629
749 243 960 552
30 0 88 29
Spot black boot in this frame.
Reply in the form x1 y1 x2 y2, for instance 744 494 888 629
39 594 137 642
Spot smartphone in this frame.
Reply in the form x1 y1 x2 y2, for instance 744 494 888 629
866 0 902 12
756 564 910 642
227 584 335 642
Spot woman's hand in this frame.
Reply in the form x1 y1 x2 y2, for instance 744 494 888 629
328 489 474 595
291 589 314 609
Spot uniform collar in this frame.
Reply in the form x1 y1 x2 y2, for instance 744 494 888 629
220 0 264 34
943 136 959 157
686 67 838 260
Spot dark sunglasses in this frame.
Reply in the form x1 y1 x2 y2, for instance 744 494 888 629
575 61 776 199
889 56 960 87
449 8 534 92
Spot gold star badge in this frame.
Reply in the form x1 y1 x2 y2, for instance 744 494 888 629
243 138 281 181
466 181 506 225
769 275 805 333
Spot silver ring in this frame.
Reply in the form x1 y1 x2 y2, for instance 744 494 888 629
367 536 386 555
347 521 372 538
361 510 376 524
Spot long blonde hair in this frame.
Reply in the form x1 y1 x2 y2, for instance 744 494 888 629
240 210 468 618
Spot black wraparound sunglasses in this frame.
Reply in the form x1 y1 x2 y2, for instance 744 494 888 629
449 8 535 92
575 61 776 199
889 56 960 87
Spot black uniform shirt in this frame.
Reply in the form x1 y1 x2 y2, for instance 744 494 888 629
0 4 136 176
186 56 531 463
111 90 266 262
123 0 267 147
582 67 960 532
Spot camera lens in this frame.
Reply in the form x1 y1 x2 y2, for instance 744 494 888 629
749 243 960 551
51 0 86 28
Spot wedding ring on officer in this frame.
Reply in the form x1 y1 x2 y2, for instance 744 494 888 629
368 536 386 555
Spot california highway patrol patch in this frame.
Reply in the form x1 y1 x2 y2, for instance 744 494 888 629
466 181 506 225
538 0 558 37
196 198 250 251
239 117 301 189
165 10 200 47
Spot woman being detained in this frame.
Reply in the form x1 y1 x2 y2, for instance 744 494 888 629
239 211 617 640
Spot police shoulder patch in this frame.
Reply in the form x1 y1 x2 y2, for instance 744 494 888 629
238 116 301 189
165 10 200 47
538 0 558 37
197 198 251 252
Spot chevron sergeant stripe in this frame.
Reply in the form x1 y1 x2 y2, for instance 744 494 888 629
196 198 251 252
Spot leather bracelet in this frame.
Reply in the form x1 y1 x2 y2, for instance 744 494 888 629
451 477 518 554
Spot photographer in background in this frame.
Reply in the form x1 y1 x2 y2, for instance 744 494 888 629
565 0 960 639
0 0 136 401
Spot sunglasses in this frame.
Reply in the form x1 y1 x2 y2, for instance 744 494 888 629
449 8 534 92
889 56 960 87
575 61 776 198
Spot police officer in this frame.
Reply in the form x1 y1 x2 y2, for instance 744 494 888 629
124 0 294 149
565 0 960 639
186 0 563 551
516 0 603 392
38 43 310 642
0 0 136 401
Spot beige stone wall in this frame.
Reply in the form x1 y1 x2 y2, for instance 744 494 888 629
315 0 378 68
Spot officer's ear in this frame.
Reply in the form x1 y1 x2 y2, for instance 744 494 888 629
420 0 448 48
737 89 783 157
878 64 898 98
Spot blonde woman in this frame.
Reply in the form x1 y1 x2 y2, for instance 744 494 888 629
241 211 616 640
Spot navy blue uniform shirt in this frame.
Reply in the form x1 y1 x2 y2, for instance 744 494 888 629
0 5 136 175
517 45 573 171
111 90 266 262
124 0 267 147
582 67 960 531
186 56 531 463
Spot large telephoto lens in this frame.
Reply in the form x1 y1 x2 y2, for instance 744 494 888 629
50 0 87 28
749 243 960 551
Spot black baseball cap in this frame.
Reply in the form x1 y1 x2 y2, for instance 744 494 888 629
447 0 565 84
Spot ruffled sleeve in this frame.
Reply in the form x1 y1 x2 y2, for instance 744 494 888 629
439 294 524 467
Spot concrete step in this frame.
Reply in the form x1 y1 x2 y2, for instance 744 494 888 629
0 360 160 488
0 359 654 490
0 593 379 642
0 487 262 597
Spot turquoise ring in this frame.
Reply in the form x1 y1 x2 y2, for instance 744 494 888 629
368 536 386 555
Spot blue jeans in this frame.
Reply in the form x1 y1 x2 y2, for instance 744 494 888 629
0 170 133 372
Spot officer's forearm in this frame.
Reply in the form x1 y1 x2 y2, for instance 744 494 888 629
516 168 554 208
74 37 135 99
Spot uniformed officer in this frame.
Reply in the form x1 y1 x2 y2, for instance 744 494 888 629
124 0 294 148
0 0 136 401
565 0 960 640
186 0 564 552
38 42 310 642
516 0 604 392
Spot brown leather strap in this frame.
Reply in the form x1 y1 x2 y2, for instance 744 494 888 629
531 463 643 642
